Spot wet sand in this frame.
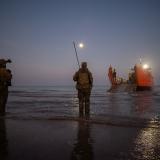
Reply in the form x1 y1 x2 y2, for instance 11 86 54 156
0 118 160 160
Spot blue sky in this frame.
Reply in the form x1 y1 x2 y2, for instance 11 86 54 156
1 0 160 85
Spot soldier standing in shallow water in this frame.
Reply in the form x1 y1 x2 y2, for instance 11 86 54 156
112 68 117 85
0 59 12 116
73 62 93 117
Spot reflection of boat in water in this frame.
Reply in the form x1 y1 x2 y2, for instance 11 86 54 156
108 62 154 92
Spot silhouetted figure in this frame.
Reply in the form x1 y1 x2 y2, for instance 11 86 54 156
0 59 12 116
71 121 93 160
73 62 93 117
108 65 113 85
0 119 8 159
112 68 117 85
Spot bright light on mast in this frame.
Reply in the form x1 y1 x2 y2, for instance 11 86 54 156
143 64 149 69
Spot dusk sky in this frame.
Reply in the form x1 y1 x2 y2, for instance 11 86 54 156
1 0 160 85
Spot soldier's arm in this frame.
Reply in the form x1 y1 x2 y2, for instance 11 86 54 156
73 72 78 81
89 72 93 85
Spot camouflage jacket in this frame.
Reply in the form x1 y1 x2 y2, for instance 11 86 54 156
73 68 93 90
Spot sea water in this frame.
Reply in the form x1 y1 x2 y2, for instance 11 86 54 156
2 85 160 160
6 85 160 127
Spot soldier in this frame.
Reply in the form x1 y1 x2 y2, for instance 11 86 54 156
108 65 113 85
112 68 117 85
73 62 93 117
0 59 12 116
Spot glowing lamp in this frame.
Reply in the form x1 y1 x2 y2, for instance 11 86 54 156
143 64 149 69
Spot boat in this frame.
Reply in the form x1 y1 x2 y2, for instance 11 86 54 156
108 62 154 91
130 63 153 91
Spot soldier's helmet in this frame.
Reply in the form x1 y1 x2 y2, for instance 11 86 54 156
0 59 12 68
81 62 87 68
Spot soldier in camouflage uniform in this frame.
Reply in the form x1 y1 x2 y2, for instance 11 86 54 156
73 62 93 117
0 59 12 116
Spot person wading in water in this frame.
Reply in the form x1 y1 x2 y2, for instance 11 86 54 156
0 59 12 116
73 62 93 118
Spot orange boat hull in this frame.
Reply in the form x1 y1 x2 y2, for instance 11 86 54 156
135 65 153 90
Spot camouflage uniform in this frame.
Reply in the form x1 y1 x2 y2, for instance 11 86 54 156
73 62 93 117
0 59 12 116
0 83 8 115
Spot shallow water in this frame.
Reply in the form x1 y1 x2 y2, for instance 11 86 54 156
1 85 160 160
6 85 160 126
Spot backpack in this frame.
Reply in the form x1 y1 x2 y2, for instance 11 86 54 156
76 70 92 89
0 68 12 86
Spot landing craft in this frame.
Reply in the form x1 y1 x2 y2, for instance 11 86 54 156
132 63 153 90
108 62 154 91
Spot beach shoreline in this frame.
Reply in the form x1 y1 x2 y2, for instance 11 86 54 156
0 118 160 160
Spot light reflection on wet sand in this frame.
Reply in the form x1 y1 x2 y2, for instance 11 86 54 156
0 118 159 160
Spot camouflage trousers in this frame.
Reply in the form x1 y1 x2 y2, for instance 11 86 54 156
0 87 8 115
78 88 91 117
